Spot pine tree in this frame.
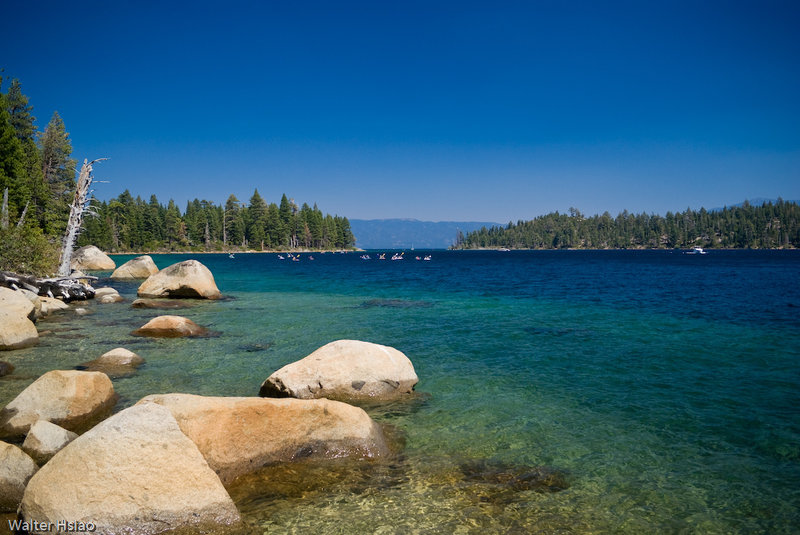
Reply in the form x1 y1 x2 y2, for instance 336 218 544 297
39 111 76 234
247 189 267 249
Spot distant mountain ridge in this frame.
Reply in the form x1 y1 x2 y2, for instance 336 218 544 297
349 219 500 249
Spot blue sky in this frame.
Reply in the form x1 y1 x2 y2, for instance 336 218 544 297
2 0 798 222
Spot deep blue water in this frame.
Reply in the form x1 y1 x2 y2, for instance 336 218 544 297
2 249 799 533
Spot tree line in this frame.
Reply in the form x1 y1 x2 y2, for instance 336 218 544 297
78 190 355 252
456 201 800 250
1 76 77 274
0 75 354 275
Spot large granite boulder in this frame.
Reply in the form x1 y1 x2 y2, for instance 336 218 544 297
132 315 209 338
138 393 390 485
0 309 38 351
0 287 36 322
70 245 116 271
260 339 419 402
0 441 38 512
21 420 78 465
18 289 43 320
0 288 39 350
19 403 240 534
137 260 220 299
0 370 116 438
111 255 159 280
80 347 144 378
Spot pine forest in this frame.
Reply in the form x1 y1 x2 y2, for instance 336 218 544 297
0 76 353 275
455 202 800 250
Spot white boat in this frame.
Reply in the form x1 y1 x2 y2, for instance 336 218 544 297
391 253 404 261
360 254 370 260
423 255 432 261
277 255 285 260
228 253 235 259
686 247 707 255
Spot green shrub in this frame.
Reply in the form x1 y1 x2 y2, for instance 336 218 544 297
0 224 60 276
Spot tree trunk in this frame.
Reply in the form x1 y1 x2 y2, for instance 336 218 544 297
57 158 107 277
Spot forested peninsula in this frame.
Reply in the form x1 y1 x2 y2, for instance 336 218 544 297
78 191 355 253
455 201 800 250
0 76 353 276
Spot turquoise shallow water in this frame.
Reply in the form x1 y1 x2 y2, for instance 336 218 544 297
2 250 799 533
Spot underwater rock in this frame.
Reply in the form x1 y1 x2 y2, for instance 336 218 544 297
358 298 434 309
458 459 570 494
260 339 418 402
0 361 14 377
131 297 197 309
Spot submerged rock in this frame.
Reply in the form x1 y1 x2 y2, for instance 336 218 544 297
131 297 197 309
132 315 209 338
111 255 159 280
0 370 116 438
359 298 434 309
21 420 78 465
79 347 144 378
0 361 14 377
458 459 570 494
260 339 418 402
19 403 241 534
137 259 220 299
138 393 391 485
70 245 116 271
0 441 38 512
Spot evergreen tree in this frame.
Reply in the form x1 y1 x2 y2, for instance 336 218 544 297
39 111 76 234
247 189 267 249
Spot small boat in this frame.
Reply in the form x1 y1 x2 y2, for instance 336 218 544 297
378 253 386 260
277 255 285 260
360 254 371 260
391 253 404 261
308 256 314 260
686 247 707 255
228 253 235 259
423 255 432 261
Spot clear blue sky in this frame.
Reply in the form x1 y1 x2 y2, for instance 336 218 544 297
2 0 798 222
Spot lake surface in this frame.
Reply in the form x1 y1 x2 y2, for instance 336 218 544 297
2 250 799 533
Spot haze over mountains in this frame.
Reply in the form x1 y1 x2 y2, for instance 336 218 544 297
349 219 499 250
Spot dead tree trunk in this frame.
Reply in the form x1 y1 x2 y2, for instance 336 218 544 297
57 158 107 277
1 187 8 229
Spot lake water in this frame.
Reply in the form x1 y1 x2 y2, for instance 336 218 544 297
2 250 799 533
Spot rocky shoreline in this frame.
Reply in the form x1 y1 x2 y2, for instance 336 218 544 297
0 248 423 534
1 247 570 534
